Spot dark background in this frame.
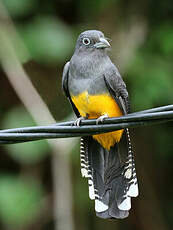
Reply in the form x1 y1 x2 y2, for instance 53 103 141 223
0 0 172 229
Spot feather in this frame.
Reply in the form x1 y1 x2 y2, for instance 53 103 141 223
79 135 138 219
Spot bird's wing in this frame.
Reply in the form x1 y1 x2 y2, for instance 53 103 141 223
103 65 130 114
62 61 80 117
62 62 89 181
102 65 138 211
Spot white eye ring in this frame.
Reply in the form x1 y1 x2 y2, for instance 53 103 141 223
82 38 90 46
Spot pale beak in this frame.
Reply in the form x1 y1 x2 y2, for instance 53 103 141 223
94 37 111 49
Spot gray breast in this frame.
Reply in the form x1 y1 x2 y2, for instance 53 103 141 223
68 52 111 96
68 74 108 95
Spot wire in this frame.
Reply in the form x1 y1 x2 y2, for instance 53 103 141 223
0 104 173 144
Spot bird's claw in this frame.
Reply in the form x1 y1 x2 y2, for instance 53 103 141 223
96 114 109 125
74 117 86 126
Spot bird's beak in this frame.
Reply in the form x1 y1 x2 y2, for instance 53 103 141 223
94 37 111 49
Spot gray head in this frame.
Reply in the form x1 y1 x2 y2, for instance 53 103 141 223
75 30 110 52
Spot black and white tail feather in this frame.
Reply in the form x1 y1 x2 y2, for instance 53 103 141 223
80 131 138 219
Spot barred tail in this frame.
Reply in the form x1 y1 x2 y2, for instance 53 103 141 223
80 132 138 219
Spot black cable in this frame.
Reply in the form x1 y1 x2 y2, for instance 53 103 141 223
0 105 173 144
1 110 173 133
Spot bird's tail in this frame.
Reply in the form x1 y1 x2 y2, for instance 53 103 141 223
80 130 138 219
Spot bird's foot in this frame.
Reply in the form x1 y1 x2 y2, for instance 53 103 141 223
96 114 109 125
74 117 86 126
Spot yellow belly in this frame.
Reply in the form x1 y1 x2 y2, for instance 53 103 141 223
72 91 124 150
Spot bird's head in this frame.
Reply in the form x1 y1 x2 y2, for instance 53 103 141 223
75 30 111 52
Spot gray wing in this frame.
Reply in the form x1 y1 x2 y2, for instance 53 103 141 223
62 62 70 98
104 65 130 114
104 64 139 207
62 61 80 117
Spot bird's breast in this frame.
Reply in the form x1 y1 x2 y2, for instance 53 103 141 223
71 91 124 149
71 91 122 119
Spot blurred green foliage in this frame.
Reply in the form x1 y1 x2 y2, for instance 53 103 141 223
0 175 43 229
152 24 173 56
127 22 173 110
128 52 173 109
78 0 117 18
18 16 74 64
2 106 49 164
2 0 37 17
0 0 173 229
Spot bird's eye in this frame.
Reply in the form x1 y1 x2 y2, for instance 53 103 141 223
82 38 90 46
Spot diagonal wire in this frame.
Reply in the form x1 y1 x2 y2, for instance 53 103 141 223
1 107 173 133
0 105 173 144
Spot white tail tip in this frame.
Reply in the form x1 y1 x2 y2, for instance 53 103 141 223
118 196 131 211
95 199 108 212
128 183 139 197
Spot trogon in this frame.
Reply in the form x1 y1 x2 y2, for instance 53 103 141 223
62 30 138 219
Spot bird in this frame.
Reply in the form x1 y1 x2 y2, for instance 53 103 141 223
62 30 138 219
